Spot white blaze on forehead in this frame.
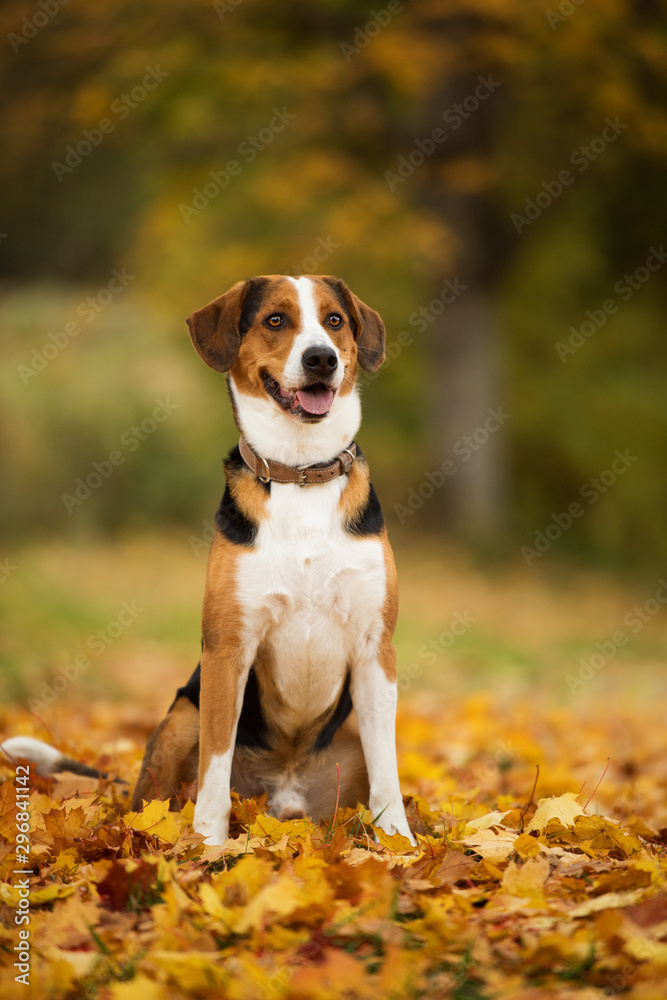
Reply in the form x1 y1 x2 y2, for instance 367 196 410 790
288 276 324 332
282 277 343 389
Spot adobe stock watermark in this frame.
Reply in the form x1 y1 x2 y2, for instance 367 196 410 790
61 397 179 513
358 328 414 390
12 763 32 987
360 276 467 390
521 449 638 565
1 558 18 583
51 66 169 181
556 246 667 362
604 944 664 999
511 117 628 233
546 0 587 30
385 76 501 192
565 579 667 695
27 600 145 713
375 611 477 710
189 519 216 556
288 235 340 276
394 407 510 524
8 0 69 53
179 107 296 223
473 739 520 784
213 0 242 20
17 268 135 384
340 0 407 63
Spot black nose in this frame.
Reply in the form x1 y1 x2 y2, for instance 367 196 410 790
301 345 338 378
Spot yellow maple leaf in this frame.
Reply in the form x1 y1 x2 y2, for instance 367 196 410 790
463 810 509 835
123 798 181 845
0 881 77 906
48 847 80 872
372 826 416 853
501 856 549 901
513 832 542 858
527 793 585 833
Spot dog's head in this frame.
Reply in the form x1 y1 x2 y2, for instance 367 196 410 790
186 275 385 426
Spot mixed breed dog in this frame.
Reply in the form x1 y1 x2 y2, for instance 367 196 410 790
2 275 416 846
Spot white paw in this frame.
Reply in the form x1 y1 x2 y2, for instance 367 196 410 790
371 800 417 847
193 806 229 847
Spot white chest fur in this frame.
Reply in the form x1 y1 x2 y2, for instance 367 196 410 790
235 479 387 732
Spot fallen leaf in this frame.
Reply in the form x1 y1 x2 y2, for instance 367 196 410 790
527 793 585 833
123 798 181 845
501 856 550 901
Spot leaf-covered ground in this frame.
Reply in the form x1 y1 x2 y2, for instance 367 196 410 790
2 689 667 1000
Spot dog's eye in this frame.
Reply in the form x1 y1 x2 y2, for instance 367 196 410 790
265 314 284 329
327 314 342 328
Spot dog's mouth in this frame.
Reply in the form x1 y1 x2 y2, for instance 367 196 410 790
262 371 335 420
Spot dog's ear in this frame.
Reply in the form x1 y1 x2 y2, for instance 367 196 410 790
186 279 250 373
323 278 386 373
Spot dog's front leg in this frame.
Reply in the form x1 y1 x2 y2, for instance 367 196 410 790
193 641 253 846
351 644 416 846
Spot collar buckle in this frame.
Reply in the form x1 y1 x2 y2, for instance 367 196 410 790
340 448 355 475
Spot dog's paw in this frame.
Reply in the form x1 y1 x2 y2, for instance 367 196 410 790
371 800 417 847
193 806 229 847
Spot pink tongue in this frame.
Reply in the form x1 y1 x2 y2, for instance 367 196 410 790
295 387 334 415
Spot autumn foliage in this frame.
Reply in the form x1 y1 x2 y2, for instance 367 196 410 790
2 692 667 1000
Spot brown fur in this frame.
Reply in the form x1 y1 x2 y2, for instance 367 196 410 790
378 530 399 682
319 276 386 374
229 278 305 399
229 461 270 524
338 451 372 526
198 532 247 789
131 695 199 810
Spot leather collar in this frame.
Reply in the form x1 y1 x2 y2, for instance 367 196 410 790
239 434 356 487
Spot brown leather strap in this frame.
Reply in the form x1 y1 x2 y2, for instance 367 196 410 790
239 435 356 486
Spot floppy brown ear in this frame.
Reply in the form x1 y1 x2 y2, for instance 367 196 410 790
186 279 249 372
323 278 386 373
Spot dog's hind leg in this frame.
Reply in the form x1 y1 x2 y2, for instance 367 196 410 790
131 665 200 810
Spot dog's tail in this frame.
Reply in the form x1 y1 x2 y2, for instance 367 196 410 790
0 736 124 782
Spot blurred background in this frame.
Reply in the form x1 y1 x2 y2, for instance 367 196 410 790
1 0 666 716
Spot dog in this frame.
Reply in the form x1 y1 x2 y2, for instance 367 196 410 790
1 275 415 847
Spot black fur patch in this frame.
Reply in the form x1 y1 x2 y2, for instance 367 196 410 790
172 662 201 710
314 672 353 752
170 662 270 751
346 481 385 537
215 446 267 546
235 667 271 750
239 276 270 335
320 276 356 334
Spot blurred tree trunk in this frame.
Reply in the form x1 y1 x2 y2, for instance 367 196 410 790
419 71 510 540
430 283 506 537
